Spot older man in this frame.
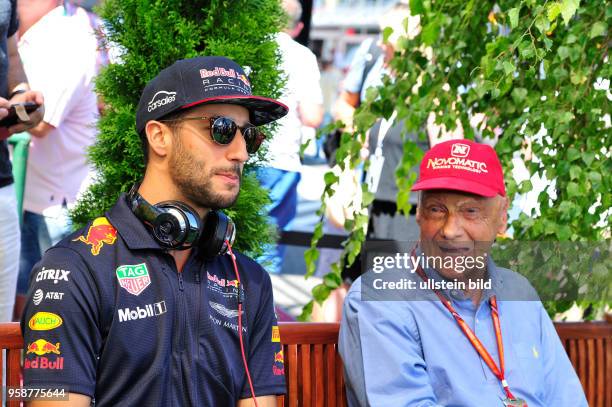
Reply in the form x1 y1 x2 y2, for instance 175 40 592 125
339 139 587 406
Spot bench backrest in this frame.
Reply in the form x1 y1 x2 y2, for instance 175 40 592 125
2 322 610 406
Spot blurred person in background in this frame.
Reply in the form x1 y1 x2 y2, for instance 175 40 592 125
257 0 323 273
0 0 44 322
15 0 101 307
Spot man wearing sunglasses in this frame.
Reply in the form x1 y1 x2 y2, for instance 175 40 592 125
21 56 288 406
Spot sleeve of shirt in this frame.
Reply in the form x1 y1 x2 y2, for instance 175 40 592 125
20 246 101 398
539 305 588 406
342 38 373 94
240 262 285 398
339 280 443 407
296 50 324 106
20 31 91 129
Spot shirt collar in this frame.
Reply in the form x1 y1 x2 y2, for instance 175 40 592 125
106 193 163 251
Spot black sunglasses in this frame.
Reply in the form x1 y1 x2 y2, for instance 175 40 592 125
164 116 266 154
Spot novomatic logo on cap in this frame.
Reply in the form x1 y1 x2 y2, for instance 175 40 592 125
451 143 470 158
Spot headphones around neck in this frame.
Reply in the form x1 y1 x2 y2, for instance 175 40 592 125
127 184 236 258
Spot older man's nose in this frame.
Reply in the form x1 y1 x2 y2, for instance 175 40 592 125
440 213 464 240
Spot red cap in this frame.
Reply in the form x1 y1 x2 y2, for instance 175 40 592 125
411 139 506 197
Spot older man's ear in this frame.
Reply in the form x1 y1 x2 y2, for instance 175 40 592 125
496 196 510 237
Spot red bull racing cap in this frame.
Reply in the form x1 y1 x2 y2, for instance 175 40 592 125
411 139 506 197
135 56 288 133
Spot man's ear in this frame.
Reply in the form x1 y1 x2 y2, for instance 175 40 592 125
145 120 173 159
496 196 510 235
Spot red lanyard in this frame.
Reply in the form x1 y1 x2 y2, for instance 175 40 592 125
414 264 518 400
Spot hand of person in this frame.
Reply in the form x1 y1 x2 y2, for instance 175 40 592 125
0 90 45 140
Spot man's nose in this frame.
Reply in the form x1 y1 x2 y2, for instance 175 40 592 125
226 129 249 163
440 213 465 240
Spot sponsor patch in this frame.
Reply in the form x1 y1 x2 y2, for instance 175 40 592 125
26 339 61 356
451 143 470 158
28 312 63 331
271 326 280 342
207 271 239 298
73 217 117 256
24 356 64 370
273 349 285 376
209 315 247 333
116 263 151 296
118 301 167 322
147 90 176 112
32 289 65 306
209 301 242 318
35 267 70 284
33 289 43 305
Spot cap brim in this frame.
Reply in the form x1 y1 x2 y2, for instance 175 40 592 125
182 95 288 126
411 177 499 197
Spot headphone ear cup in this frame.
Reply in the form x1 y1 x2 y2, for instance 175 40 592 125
155 202 202 249
200 211 236 258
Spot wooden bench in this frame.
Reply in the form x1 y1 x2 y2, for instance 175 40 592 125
1 322 610 406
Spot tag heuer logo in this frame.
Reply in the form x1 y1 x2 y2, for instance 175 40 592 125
450 143 470 158
116 263 151 296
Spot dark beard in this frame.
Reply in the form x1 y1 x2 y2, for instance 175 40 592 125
169 136 241 209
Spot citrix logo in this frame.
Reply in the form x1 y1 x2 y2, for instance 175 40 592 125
118 301 167 322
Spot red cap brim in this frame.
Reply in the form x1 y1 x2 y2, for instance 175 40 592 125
411 176 502 197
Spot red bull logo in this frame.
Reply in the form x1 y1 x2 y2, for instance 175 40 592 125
207 272 239 288
73 217 117 256
274 349 284 363
24 356 64 370
26 339 61 356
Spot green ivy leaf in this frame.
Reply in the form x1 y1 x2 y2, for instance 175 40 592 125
421 18 441 45
382 27 394 44
410 0 425 14
503 61 516 75
567 182 580 197
297 301 313 322
323 272 342 289
508 7 520 28
582 152 595 166
547 2 562 21
312 283 332 305
588 171 602 186
324 171 339 185
511 87 528 103
560 0 580 25
535 15 550 34
304 247 320 278
569 165 581 180
589 21 607 38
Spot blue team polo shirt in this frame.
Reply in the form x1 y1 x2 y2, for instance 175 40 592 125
339 260 588 406
21 194 286 406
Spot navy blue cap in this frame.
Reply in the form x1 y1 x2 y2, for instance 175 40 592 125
136 56 288 133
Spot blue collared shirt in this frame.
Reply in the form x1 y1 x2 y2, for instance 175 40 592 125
339 260 587 406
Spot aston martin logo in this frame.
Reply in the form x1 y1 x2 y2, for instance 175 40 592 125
209 301 243 318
